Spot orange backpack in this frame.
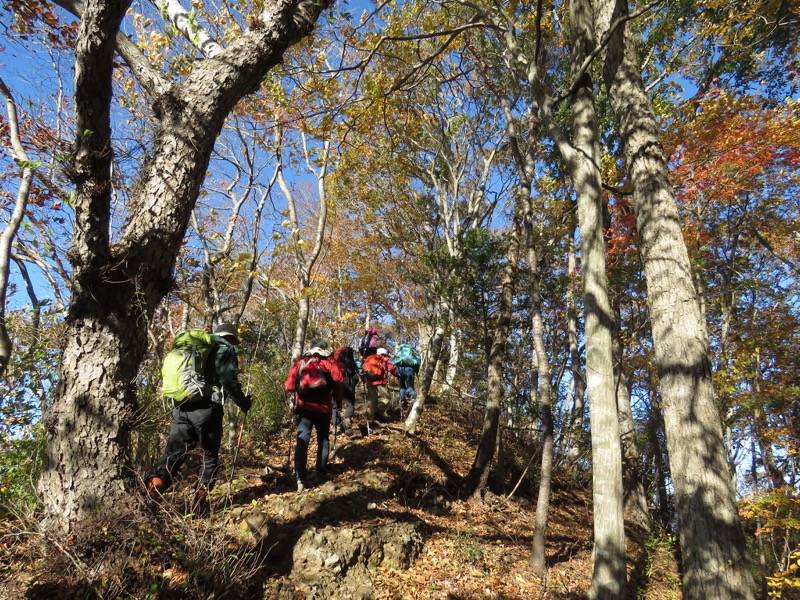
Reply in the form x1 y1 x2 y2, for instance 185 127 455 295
362 354 384 381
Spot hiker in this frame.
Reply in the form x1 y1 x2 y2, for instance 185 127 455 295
146 322 253 511
285 338 345 491
362 347 398 424
358 327 381 358
393 343 421 410
332 346 360 436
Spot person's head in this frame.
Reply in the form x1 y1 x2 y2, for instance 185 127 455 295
307 337 331 357
377 347 388 356
213 322 240 345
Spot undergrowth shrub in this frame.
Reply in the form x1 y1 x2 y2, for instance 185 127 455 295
0 425 44 518
11 503 271 600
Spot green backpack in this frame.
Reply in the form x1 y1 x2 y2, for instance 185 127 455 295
161 328 215 404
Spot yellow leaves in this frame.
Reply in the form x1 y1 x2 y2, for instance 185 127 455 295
148 31 170 54
767 550 800 597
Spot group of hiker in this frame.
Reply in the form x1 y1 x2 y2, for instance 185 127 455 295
146 323 421 505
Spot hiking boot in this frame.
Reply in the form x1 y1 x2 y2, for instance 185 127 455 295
146 476 166 500
296 480 306 493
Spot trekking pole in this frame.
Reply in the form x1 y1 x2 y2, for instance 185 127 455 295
331 405 338 459
285 393 296 471
363 381 371 435
224 412 247 510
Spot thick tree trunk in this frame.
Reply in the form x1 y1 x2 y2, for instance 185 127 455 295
569 61 625 600
39 310 144 534
595 0 756 596
40 0 334 538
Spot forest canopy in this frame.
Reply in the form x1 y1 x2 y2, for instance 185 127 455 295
0 0 798 598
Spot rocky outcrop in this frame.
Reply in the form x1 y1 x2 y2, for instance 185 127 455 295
226 467 425 599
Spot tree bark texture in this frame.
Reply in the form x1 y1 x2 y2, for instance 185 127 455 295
613 299 652 530
466 208 522 500
568 28 626 598
40 0 334 537
528 243 554 577
595 0 756 596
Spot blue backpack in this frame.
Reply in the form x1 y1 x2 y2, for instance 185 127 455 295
394 344 420 368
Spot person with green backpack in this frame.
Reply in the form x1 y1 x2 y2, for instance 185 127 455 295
146 322 253 512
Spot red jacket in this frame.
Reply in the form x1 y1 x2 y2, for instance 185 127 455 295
285 352 345 414
364 354 398 387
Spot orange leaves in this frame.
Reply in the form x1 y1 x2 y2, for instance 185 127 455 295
669 92 799 214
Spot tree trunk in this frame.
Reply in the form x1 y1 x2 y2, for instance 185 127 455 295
595 0 756 596
291 295 311 362
647 384 673 529
405 320 447 434
39 316 144 534
444 326 460 389
465 209 522 501
532 0 625 591
560 233 587 459
528 242 554 577
569 55 626 600
40 0 334 538
613 298 652 530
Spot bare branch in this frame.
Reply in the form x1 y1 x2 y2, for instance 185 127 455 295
0 77 37 377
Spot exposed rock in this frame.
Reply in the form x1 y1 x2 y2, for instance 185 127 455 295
288 522 423 599
223 466 424 598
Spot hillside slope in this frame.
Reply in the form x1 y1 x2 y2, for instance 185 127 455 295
0 401 682 599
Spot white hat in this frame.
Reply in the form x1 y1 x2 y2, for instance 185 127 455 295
377 348 388 355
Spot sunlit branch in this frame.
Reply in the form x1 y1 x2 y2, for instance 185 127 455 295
0 77 37 376
151 0 224 58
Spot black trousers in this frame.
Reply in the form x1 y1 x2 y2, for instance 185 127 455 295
151 401 224 490
295 408 332 482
